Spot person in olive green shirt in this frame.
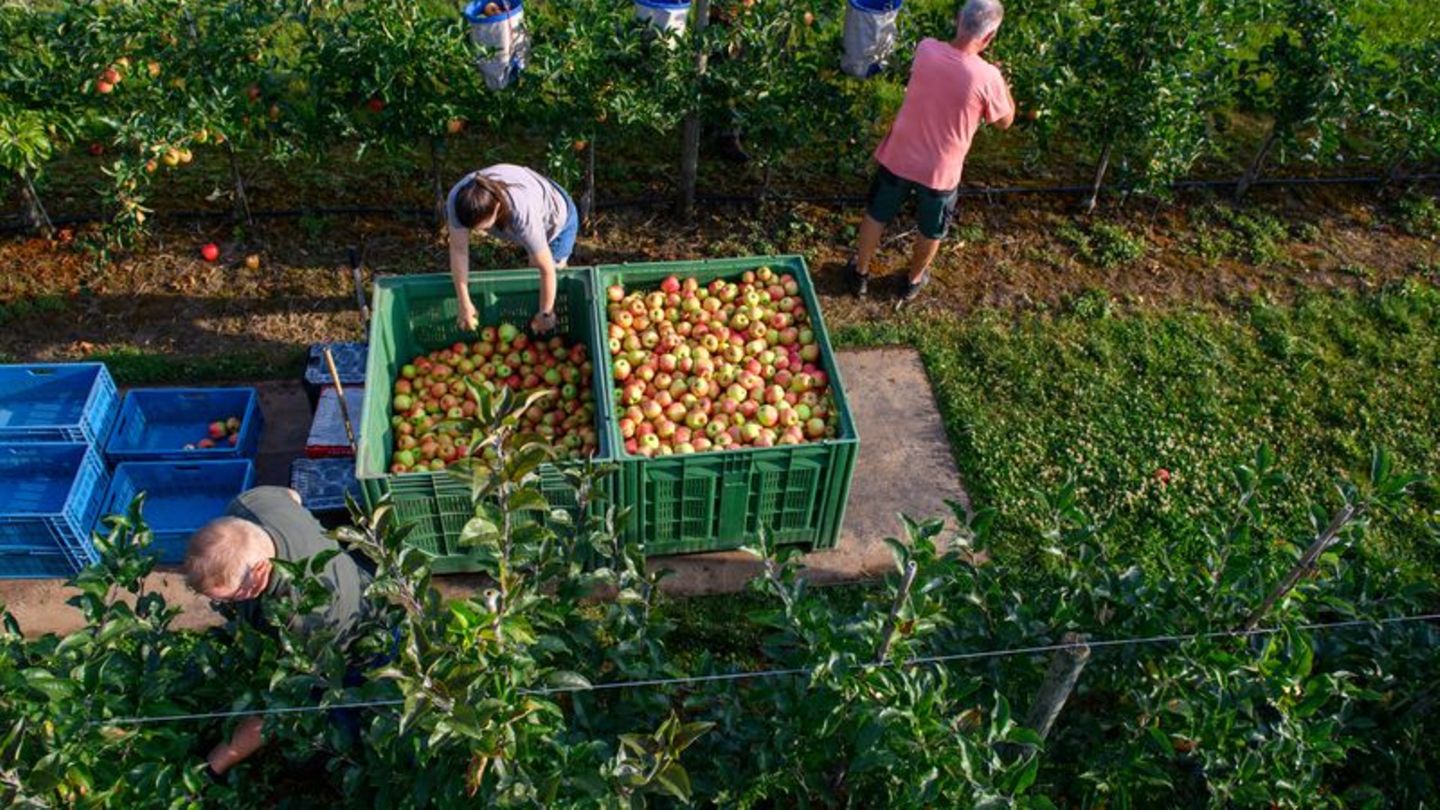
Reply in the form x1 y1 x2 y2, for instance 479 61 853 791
183 486 373 779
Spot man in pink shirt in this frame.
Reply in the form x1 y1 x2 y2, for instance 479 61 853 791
847 0 1015 303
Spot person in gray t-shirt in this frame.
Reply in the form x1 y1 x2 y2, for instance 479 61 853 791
183 486 375 779
447 164 579 335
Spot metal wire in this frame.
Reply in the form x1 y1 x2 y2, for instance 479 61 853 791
91 611 1440 727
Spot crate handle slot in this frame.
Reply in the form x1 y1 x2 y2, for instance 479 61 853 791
170 465 202 472
25 368 57 377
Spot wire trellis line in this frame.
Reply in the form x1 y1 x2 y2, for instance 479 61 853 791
90 611 1440 727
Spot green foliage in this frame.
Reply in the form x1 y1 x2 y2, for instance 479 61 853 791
3 377 1439 804
2 0 1437 237
1027 0 1235 195
1239 0 1366 165
1057 220 1147 268
0 295 68 327
1394 193 1440 239
1188 204 1291 264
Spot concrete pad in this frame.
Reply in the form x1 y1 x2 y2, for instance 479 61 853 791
1 349 968 635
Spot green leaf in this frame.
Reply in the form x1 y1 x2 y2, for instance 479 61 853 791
23 668 74 701
671 721 714 753
654 762 693 801
1009 753 1040 795
509 487 551 513
545 670 591 691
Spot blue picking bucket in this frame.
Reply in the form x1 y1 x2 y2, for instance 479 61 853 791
463 0 528 89
635 0 690 38
842 0 903 78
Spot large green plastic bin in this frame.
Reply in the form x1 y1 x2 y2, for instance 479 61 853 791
357 270 615 573
594 256 859 556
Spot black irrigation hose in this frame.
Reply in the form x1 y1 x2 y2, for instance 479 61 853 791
3 173 1437 235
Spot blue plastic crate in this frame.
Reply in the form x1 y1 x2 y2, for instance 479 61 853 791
290 457 362 512
105 388 264 463
0 443 109 578
0 363 118 445
100 460 256 564
304 342 368 407
306 386 365 457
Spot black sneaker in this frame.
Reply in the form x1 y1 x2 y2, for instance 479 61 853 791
845 257 870 298
898 270 930 306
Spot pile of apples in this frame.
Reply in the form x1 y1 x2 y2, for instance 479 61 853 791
606 267 841 458
183 416 242 450
388 323 598 474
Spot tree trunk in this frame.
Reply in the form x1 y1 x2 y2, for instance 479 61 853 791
1379 147 1409 195
1022 632 1090 742
580 135 595 231
226 141 254 225
1235 124 1280 201
998 632 1090 761
430 137 446 227
1083 143 1113 214
19 172 53 235
677 0 711 221
873 560 918 665
1242 503 1359 631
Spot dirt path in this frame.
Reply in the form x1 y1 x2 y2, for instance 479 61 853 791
2 186 1436 366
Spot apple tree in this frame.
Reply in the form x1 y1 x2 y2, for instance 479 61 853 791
311 0 486 224
1233 0 1363 198
1028 0 1235 211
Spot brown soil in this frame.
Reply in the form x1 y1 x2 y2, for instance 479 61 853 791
1 181 1436 364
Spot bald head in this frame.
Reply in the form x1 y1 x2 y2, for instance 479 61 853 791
184 517 273 598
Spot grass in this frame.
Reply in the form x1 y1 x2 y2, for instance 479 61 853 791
0 294 67 326
835 282 1440 577
1187 204 1291 265
1057 221 1147 268
88 346 307 386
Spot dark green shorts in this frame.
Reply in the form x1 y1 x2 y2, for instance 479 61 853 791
865 165 959 240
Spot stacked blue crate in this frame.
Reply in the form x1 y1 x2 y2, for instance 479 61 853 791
0 364 119 578
0 444 110 578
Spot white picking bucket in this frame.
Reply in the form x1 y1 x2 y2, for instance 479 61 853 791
842 0 902 79
634 0 690 41
464 0 529 90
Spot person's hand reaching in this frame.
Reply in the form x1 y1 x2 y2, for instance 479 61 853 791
530 310 558 336
457 297 479 332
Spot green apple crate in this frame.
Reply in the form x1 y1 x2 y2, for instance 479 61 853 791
594 256 859 556
356 270 616 573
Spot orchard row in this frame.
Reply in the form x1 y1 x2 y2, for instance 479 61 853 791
3 0 1437 237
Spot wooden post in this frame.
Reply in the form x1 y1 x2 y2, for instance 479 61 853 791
1023 632 1090 743
1242 503 1358 631
323 347 358 453
677 0 710 221
873 559 919 665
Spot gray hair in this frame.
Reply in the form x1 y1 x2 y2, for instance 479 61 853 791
957 0 1004 40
